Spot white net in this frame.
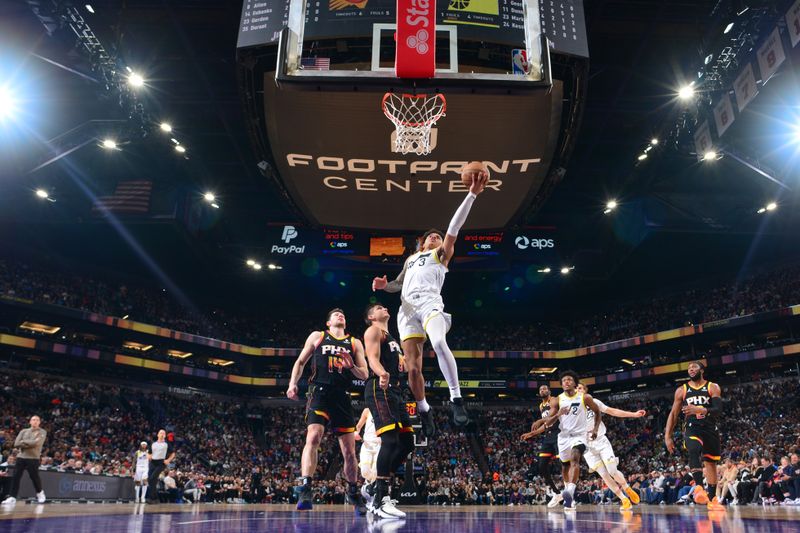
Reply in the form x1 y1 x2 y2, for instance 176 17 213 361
382 93 446 155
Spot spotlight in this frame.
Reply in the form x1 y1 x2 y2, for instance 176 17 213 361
678 85 695 101
757 207 766 214
35 189 49 199
766 202 777 211
128 72 144 88
210 203 220 209
175 145 186 153
246 259 255 266
159 123 172 133
650 138 659 145
268 264 277 270
703 150 717 161
536 267 551 273
170 138 180 145
85 4 95 13
253 263 262 270
203 192 216 202
724 22 734 34
704 54 713 65
637 153 648 161
0 86 17 120
101 139 117 150
560 267 571 275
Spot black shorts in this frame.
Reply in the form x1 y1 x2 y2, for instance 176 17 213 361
684 424 721 464
538 439 558 459
305 384 355 434
364 379 413 436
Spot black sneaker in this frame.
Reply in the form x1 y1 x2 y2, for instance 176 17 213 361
295 484 313 510
451 398 469 426
346 490 368 516
419 409 437 438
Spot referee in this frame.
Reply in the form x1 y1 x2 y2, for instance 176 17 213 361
146 429 175 503
1 415 47 506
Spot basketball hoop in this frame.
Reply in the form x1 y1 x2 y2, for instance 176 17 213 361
382 92 446 155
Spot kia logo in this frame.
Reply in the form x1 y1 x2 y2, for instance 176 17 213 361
406 29 430 55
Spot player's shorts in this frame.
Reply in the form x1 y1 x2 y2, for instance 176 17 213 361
365 378 414 436
397 295 452 342
359 441 380 479
537 439 558 459
305 384 356 434
557 433 587 463
134 466 149 482
684 424 721 465
583 434 617 472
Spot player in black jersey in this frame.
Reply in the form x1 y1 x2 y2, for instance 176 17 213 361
362 303 415 519
286 308 370 513
521 385 562 508
665 361 725 511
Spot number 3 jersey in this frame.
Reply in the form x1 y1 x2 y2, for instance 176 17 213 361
557 392 589 436
401 249 447 304
308 331 356 389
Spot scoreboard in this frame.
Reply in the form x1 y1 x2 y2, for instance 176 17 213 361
237 0 588 58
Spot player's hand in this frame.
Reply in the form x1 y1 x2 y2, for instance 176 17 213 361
372 275 388 291
469 171 490 195
340 351 355 370
634 410 647 418
681 405 706 416
665 437 676 454
589 430 597 441
286 384 299 401
354 433 362 442
558 406 569 416
520 432 536 441
378 372 390 390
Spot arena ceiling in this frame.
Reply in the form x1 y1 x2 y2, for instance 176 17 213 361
1 0 799 313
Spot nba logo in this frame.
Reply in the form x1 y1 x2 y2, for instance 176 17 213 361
512 49 529 75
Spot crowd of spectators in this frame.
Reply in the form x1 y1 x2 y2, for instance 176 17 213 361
1 368 799 506
3 259 800 352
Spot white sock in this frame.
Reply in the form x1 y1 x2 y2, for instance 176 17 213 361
135 486 141 500
566 483 576 495
417 398 431 412
425 314 461 399
141 486 148 500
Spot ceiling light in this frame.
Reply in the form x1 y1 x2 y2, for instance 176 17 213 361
537 267 551 273
650 138 659 145
637 153 648 161
703 150 717 161
621 358 634 365
757 207 766 214
159 122 172 132
766 202 777 211
704 54 713 65
0 86 16 120
175 145 186 153
210 202 220 209
246 259 255 266
603 208 612 214
560 267 571 275
170 138 180 144
724 22 734 34
253 263 262 270
678 85 695 101
35 189 49 199
128 72 144 88
268 264 277 270
102 139 117 150
606 200 617 210
203 192 215 202
85 4 94 13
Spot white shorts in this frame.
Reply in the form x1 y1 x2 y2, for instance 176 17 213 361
557 434 588 463
359 441 380 479
397 296 451 342
134 466 149 482
583 435 618 472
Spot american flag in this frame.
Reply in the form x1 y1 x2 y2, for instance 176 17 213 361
301 57 331 71
92 180 152 215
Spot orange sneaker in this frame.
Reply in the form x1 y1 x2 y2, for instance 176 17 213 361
694 487 709 505
707 497 725 511
620 497 632 511
625 486 640 504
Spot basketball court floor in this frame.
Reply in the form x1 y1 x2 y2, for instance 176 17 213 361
1 504 799 532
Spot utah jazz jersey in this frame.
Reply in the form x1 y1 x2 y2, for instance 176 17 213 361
683 381 717 430
557 392 588 435
539 400 559 443
586 398 607 439
309 331 356 388
374 330 405 386
401 249 447 303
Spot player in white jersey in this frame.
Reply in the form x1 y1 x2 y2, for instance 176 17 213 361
356 407 381 506
576 383 647 511
542 371 602 511
133 441 150 503
372 164 489 437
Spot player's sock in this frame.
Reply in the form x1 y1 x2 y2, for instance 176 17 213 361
135 486 140 501
566 483 576 496
416 398 431 413
426 315 462 399
375 478 389 504
691 470 704 487
708 485 716 499
141 486 147 500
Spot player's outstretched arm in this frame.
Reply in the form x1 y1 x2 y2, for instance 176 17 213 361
602 405 647 418
372 259 408 293
521 425 548 441
440 170 489 266
286 331 322 400
664 386 684 453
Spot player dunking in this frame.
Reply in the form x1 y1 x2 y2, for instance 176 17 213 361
372 164 489 436
576 383 645 511
520 385 563 508
546 371 602 511
362 303 415 518
665 361 725 511
133 442 150 503
286 309 370 514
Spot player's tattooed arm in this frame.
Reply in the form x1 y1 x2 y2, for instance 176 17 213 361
372 259 407 293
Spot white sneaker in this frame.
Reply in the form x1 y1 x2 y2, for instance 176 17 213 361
547 493 563 508
564 500 577 512
36 491 46 504
1 497 16 505
731 499 738 506
362 483 375 508
373 496 406 519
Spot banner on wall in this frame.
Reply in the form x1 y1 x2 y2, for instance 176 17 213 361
712 93 735 138
693 120 713 161
787 0 800 48
733 63 758 113
756 27 786 86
